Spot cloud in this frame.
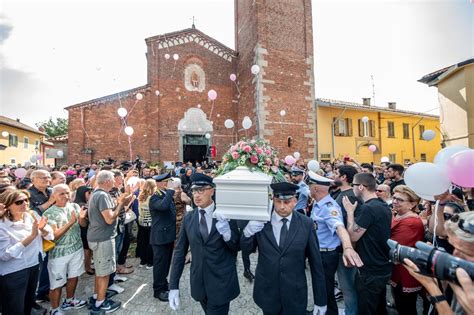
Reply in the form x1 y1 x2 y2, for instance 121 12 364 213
0 16 13 45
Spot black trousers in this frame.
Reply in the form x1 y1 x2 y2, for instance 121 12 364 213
320 250 340 315
118 222 132 265
237 220 251 270
0 264 40 315
136 225 153 265
356 271 390 315
200 298 230 315
152 242 174 293
392 284 419 315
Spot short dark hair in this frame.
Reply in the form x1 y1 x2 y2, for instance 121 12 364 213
354 173 377 192
388 164 405 176
361 163 374 172
337 165 358 184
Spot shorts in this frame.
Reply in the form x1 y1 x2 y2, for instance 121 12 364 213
47 249 85 289
88 239 116 277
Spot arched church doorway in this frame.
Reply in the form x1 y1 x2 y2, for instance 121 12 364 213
178 108 213 165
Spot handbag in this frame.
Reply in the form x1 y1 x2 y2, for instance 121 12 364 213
124 210 137 225
28 211 55 252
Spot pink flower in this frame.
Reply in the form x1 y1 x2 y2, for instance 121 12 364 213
265 149 271 155
274 158 280 166
231 151 240 160
256 148 263 154
243 145 252 153
239 142 247 149
250 155 259 164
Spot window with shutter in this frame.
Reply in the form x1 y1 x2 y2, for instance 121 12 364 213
388 122 395 138
347 118 353 136
333 118 340 135
403 123 410 139
369 120 376 137
419 125 425 139
358 119 364 137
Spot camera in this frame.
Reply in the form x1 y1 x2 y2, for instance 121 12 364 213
387 239 474 285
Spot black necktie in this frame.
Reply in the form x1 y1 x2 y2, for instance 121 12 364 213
279 218 288 249
199 209 208 242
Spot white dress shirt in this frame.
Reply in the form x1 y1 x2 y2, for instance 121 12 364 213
0 212 54 276
271 211 292 246
198 202 215 235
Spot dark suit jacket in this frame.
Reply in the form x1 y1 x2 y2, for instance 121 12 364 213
241 212 327 314
149 189 176 245
169 206 240 305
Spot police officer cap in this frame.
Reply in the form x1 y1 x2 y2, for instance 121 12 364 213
270 182 299 200
190 173 215 189
152 172 172 182
291 166 305 176
306 170 333 186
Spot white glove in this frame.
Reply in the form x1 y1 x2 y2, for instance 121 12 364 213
313 305 327 315
169 289 180 310
243 221 265 237
215 213 231 242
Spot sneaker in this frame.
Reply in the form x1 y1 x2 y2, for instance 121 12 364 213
91 299 121 314
31 302 47 315
87 296 96 310
145 264 153 270
108 283 125 294
114 275 127 282
138 263 146 268
49 309 65 315
61 298 87 310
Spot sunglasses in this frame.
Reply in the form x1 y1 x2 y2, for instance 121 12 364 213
450 214 474 234
14 198 29 206
392 196 409 203
443 213 453 221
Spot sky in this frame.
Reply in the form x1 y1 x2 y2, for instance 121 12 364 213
0 0 473 127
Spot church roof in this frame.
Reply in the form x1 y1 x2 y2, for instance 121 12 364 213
64 85 149 110
145 27 238 62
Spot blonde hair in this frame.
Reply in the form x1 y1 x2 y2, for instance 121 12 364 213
393 185 421 204
69 178 85 192
138 179 157 203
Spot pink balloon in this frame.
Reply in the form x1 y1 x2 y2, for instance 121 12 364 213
368 145 377 152
284 155 296 166
14 168 27 178
37 154 42 160
446 149 474 187
229 74 236 81
208 89 217 101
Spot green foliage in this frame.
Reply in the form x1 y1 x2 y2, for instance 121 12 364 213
36 117 68 137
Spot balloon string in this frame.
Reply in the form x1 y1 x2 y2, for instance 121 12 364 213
128 135 133 161
233 81 240 98
127 99 140 118
117 118 127 145
171 60 177 79
209 100 215 122
81 108 90 140
432 200 440 247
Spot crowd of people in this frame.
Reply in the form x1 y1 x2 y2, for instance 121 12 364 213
0 156 473 315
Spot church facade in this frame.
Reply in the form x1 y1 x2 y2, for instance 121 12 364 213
65 0 317 164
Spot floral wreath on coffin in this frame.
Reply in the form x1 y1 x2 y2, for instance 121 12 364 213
217 138 286 182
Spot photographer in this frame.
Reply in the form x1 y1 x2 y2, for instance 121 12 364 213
403 211 474 315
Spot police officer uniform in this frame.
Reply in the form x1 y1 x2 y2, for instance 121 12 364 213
307 172 344 315
291 166 310 215
150 172 176 301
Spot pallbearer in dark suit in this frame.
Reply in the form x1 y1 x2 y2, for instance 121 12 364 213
150 172 176 302
168 173 240 315
241 182 328 315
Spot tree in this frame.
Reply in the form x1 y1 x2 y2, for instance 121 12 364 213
36 117 68 138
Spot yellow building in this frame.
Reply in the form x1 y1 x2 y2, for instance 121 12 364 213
418 58 474 148
0 116 48 166
315 98 441 164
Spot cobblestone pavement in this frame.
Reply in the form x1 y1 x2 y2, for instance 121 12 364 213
38 251 339 315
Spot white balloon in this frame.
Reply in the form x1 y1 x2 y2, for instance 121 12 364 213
405 162 451 196
294 152 301 159
251 64 260 75
164 53 170 59
57 150 64 158
136 93 143 100
307 160 320 172
197 104 201 108
30 155 37 163
1 131 8 137
24 161 31 167
126 176 140 187
381 156 390 163
117 107 127 118
224 119 235 129
434 145 469 168
155 90 160 96
173 53 179 61
422 130 436 141
361 116 369 123
280 110 286 117
124 126 134 136
242 117 252 130
205 133 211 139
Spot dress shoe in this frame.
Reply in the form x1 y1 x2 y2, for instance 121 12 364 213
154 291 169 302
243 269 255 281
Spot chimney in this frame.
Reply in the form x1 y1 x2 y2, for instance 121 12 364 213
362 98 371 106
388 102 397 110
16 118 20 122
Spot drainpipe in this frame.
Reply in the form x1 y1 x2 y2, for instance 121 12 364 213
331 108 347 160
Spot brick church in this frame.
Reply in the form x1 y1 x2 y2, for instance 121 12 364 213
66 0 317 165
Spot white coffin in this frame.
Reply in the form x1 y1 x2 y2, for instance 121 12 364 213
213 166 273 221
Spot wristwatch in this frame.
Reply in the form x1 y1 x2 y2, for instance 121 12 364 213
427 295 446 304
